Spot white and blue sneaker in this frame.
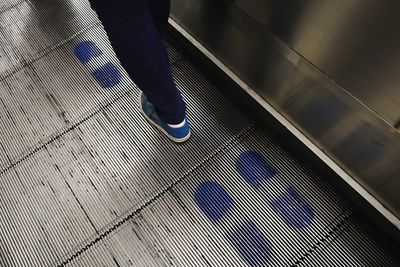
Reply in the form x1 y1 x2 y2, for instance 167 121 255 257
139 92 191 143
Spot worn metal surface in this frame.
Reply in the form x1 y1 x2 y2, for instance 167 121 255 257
0 41 252 267
64 127 399 266
170 0 400 224
0 0 399 266
297 215 400 267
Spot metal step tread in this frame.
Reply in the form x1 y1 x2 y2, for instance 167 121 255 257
0 0 398 266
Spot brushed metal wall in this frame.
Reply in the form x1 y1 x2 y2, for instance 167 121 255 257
232 0 400 127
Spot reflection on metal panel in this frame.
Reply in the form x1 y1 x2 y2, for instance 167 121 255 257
232 0 400 126
170 0 400 222
284 85 351 139
334 123 390 172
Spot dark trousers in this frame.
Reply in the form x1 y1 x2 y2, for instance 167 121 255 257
88 0 186 124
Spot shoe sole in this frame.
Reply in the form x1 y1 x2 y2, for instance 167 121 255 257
138 94 191 143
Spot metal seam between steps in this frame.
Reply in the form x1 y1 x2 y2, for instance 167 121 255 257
0 52 187 175
0 89 131 175
0 19 100 82
0 0 25 15
55 123 256 267
291 211 355 267
0 17 183 173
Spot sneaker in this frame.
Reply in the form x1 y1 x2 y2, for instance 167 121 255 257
138 92 191 143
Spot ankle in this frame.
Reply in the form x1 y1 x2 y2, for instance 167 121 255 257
167 119 187 128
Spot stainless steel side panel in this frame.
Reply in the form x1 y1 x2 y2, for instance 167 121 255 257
232 0 400 127
171 0 400 222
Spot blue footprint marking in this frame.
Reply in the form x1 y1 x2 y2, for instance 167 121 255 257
228 221 272 267
236 151 277 189
74 41 122 88
237 150 314 229
194 181 272 266
74 40 103 64
91 62 122 88
194 181 234 223
194 150 316 264
271 187 314 229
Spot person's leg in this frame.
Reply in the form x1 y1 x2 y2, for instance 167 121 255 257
88 0 186 125
147 0 171 38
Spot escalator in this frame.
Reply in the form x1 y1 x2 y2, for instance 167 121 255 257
0 1 399 266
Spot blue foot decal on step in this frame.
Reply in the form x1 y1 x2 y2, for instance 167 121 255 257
194 180 272 266
91 62 122 88
74 41 122 89
193 150 317 265
228 221 272 267
194 181 234 223
271 187 314 229
236 151 277 189
74 40 103 64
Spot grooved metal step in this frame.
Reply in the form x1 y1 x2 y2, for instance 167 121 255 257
0 0 399 266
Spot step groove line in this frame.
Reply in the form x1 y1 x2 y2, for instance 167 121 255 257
0 54 189 174
0 0 25 15
0 89 131 176
0 19 100 83
290 211 356 267
55 123 255 267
